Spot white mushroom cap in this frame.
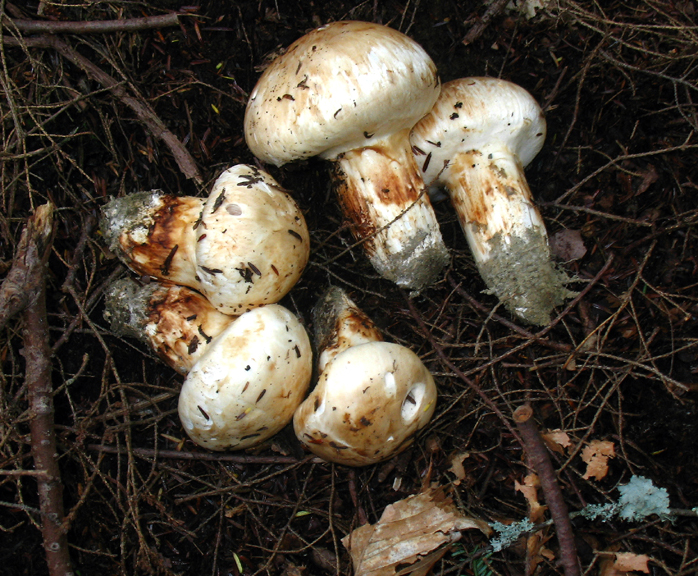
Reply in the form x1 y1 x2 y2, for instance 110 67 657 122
100 164 310 314
194 164 310 314
244 20 441 165
244 21 448 292
178 304 312 451
104 278 235 375
413 77 546 188
293 287 437 466
294 341 436 466
411 78 574 325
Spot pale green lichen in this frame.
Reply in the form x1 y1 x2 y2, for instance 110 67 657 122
478 227 576 326
489 518 535 552
579 502 619 522
616 475 672 521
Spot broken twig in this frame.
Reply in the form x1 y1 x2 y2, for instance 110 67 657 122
3 203 74 576
514 404 580 576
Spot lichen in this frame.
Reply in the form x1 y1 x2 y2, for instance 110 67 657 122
477 227 576 325
489 518 535 552
616 475 672 522
579 502 619 522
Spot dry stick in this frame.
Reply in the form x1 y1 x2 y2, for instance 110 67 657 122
405 296 523 446
8 12 180 34
11 204 74 576
87 444 301 465
2 34 202 183
513 404 580 576
462 0 511 45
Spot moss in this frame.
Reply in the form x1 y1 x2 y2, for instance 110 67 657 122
478 227 576 326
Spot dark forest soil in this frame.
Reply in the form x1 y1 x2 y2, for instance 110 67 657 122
1 1 697 575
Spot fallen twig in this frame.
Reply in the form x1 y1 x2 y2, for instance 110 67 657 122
514 404 580 576
462 0 510 45
5 203 74 576
88 444 301 464
6 12 180 35
2 34 202 182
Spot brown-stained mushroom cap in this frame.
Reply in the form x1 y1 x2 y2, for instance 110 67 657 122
101 164 310 315
178 304 312 452
293 287 437 466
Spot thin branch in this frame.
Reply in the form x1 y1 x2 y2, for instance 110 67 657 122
462 0 510 46
16 203 74 576
514 404 580 576
88 444 302 465
6 12 180 35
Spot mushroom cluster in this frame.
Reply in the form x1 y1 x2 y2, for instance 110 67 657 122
411 77 574 325
294 287 437 466
102 164 313 451
101 21 576 463
244 20 449 293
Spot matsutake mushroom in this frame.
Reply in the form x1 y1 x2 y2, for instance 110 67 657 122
244 21 448 292
411 77 575 325
104 278 313 451
101 164 309 315
293 287 436 466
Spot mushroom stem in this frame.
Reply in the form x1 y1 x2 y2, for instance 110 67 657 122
332 130 449 291
445 148 573 325
312 285 383 374
101 192 202 286
104 279 235 374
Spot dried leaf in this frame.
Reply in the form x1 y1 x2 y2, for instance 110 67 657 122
515 474 547 522
542 430 571 454
549 229 587 262
342 486 491 576
581 440 615 480
614 552 650 573
449 452 469 483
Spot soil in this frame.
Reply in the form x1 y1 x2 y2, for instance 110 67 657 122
1 1 697 575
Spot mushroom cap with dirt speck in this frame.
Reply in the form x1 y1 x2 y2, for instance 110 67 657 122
244 20 441 165
293 286 437 466
195 164 310 315
412 77 546 188
100 164 310 315
178 304 312 452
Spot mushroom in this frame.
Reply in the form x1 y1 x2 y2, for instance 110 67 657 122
411 77 575 325
104 278 236 375
179 303 312 451
104 278 313 451
101 164 310 315
244 21 449 292
293 287 437 466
